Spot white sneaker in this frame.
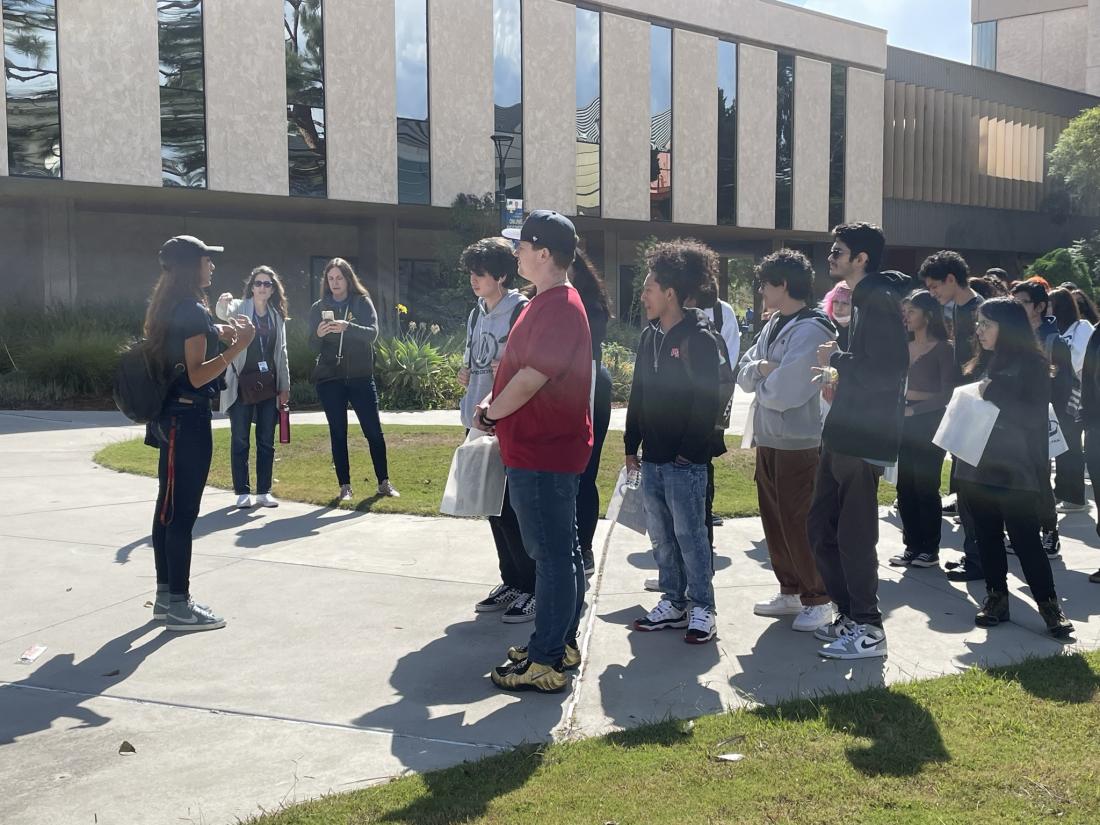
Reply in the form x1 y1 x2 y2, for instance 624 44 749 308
819 623 887 659
633 599 689 632
255 493 279 508
643 577 660 592
685 605 717 644
377 480 400 498
165 599 226 632
235 493 253 509
338 485 353 501
814 614 856 642
753 592 803 617
792 603 833 632
1057 500 1089 513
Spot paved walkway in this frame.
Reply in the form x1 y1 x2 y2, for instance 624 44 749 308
1 407 1098 824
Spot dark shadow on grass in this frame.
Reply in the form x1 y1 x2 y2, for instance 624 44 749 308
990 651 1100 703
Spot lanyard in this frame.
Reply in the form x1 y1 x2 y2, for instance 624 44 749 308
253 309 270 362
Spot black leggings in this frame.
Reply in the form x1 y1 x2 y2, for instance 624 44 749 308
316 377 389 485
897 410 946 555
152 405 213 597
576 368 612 553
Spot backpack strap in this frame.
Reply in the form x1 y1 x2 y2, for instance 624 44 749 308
713 303 723 333
508 300 526 330
465 306 479 366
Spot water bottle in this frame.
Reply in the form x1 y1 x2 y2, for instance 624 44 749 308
278 403 291 444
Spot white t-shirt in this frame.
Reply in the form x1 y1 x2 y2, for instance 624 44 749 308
706 300 740 366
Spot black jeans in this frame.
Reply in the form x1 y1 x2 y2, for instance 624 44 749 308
576 367 612 553
897 410 946 555
227 397 277 494
1054 413 1086 506
488 483 536 594
152 403 213 597
316 377 389 485
957 480 1057 603
807 447 884 627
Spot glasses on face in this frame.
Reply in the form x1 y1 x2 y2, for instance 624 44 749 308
827 247 847 260
976 319 994 331
252 280 274 288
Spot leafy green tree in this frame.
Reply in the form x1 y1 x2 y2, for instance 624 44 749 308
1048 106 1100 213
1027 248 1094 297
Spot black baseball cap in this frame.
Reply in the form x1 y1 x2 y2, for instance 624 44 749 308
159 235 225 266
502 210 577 259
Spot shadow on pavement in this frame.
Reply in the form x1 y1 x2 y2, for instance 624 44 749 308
0 410 134 435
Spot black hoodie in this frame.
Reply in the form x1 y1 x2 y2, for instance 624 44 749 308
823 270 911 462
624 308 721 465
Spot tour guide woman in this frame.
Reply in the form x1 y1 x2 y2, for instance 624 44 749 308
953 298 1073 637
309 257 399 502
146 235 255 632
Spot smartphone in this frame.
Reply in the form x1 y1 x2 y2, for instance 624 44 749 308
321 310 335 322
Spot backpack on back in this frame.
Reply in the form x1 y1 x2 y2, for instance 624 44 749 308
683 326 737 434
113 341 178 424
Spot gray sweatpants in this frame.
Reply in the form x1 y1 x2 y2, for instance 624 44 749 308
806 447 884 628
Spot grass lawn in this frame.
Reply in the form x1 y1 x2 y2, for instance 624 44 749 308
94 424 946 518
247 651 1100 825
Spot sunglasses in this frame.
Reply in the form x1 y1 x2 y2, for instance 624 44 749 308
252 280 274 288
827 248 847 259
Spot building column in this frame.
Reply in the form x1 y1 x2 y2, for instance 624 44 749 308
358 216 399 336
43 199 76 306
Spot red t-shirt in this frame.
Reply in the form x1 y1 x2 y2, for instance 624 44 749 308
492 284 593 473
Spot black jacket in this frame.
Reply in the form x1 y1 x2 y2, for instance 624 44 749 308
1080 325 1100 430
308 294 379 381
1037 316 1075 418
954 354 1050 492
624 309 721 465
822 270 911 462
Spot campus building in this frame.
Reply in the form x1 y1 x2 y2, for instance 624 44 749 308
2 0 1098 325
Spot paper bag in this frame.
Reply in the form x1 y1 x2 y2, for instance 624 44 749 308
440 430 507 517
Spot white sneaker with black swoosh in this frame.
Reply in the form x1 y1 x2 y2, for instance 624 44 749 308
165 599 226 632
818 623 886 659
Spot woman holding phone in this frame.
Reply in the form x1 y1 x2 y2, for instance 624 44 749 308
216 266 291 509
309 257 399 502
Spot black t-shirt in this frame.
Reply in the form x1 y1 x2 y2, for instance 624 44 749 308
951 294 984 372
167 299 222 399
767 307 811 347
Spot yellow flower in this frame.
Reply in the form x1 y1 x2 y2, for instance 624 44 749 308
396 303 409 315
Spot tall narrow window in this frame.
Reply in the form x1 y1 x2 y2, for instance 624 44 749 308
828 64 846 229
493 0 522 202
575 6 600 216
158 0 206 187
717 40 737 225
775 54 795 230
650 25 671 222
395 0 429 204
972 21 996 71
3 0 61 177
285 1 325 197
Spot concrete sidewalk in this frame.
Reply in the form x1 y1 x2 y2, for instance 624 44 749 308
1 408 1098 824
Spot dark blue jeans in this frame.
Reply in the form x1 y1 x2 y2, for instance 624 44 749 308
152 403 213 597
316 377 389 485
227 397 277 494
506 468 585 666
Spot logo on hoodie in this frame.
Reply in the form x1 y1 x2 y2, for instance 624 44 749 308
670 348 680 359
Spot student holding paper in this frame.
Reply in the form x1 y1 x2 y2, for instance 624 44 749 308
953 298 1073 637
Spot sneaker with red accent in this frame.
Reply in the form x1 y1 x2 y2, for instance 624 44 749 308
685 605 717 644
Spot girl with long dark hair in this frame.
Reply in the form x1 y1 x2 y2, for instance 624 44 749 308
309 257 398 502
953 298 1073 636
216 266 291 509
571 249 612 575
146 235 255 632
889 291 955 568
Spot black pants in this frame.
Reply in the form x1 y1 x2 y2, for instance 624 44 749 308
489 483 536 594
956 480 1057 603
152 404 213 597
807 447 884 626
1084 427 1100 539
316 377 389 485
227 397 277 494
897 410 946 555
576 367 612 553
1054 413 1086 506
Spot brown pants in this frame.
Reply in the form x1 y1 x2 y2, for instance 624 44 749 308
756 446 829 606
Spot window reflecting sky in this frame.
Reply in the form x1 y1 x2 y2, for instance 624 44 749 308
493 0 520 109
395 0 427 121
576 6 599 111
4 0 61 177
649 25 671 124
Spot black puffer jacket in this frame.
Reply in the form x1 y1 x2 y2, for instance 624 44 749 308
822 270 911 462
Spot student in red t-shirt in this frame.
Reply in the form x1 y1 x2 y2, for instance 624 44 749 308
472 210 593 694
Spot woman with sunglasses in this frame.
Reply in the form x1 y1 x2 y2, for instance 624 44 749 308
216 266 291 508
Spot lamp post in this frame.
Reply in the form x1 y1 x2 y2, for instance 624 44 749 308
491 132 514 231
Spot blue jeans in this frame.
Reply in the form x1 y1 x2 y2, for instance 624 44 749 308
642 461 716 612
506 468 585 666
228 397 277 494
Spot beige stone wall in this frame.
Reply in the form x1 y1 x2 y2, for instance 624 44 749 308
792 57 831 233
1089 0 1100 94
671 30 718 226
601 13 650 221
428 0 494 207
996 15 1045 82
204 0 288 195
56 0 160 186
522 0 576 215
973 0 1086 24
326 0 397 203
995 7 1089 91
737 44 777 229
845 67 884 226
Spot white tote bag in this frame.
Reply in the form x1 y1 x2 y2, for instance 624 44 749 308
932 383 1001 467
439 430 507 517
1048 404 1069 459
605 467 647 535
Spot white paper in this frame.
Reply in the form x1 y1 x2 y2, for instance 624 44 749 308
1048 404 1068 459
932 383 1000 467
741 398 757 449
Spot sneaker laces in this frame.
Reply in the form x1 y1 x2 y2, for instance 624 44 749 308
487 584 513 600
688 606 714 631
648 599 681 621
511 593 535 613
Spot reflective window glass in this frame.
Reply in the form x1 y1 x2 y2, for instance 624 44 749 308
493 0 522 201
717 40 737 225
973 21 996 71
285 0 326 197
775 53 795 230
576 6 600 216
396 0 429 204
828 64 846 229
3 0 61 178
158 0 205 187
650 25 671 222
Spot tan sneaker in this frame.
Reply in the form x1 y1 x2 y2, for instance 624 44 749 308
508 643 581 670
491 659 568 693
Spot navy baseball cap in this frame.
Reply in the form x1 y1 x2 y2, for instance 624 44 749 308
502 210 577 259
159 235 225 266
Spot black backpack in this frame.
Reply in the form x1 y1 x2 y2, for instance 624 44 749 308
113 341 178 424
683 325 737 433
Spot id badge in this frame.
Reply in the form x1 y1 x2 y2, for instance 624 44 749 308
258 361 270 373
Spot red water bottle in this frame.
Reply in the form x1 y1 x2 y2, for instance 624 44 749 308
278 403 291 444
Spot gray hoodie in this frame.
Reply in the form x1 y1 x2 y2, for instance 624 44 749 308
460 289 528 429
737 307 836 450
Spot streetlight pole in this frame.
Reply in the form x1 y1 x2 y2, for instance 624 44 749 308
491 133 514 231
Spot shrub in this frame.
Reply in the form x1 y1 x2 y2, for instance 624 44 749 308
1027 248 1094 298
22 329 126 396
0 300 144 375
605 318 642 351
602 341 635 403
284 321 316 384
0 373 75 408
374 336 463 411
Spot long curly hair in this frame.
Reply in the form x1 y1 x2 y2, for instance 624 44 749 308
143 257 207 368
245 265 291 320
